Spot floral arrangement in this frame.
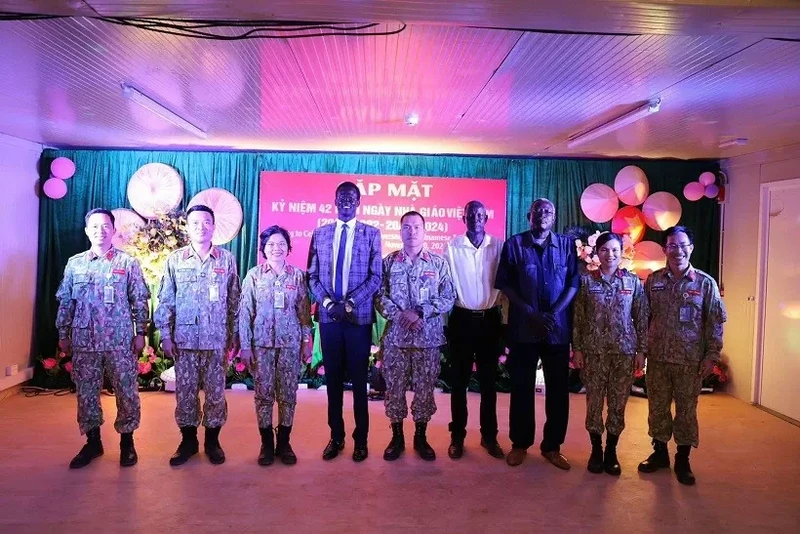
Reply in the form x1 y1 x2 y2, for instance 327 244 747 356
136 345 173 389
36 350 74 389
569 228 635 272
123 210 189 287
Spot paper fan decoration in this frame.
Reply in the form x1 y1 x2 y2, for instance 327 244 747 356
187 188 243 245
581 183 619 223
611 206 647 244
127 163 184 219
632 241 666 280
111 208 145 249
642 192 682 231
614 166 649 206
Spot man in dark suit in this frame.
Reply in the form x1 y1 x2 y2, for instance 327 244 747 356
308 181 383 462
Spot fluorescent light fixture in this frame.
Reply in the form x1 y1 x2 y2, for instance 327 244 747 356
121 83 208 139
718 138 748 149
567 98 661 148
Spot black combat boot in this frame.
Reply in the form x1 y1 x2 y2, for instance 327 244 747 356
638 439 670 473
204 426 226 465
69 427 104 469
119 432 138 467
276 425 297 465
674 445 696 485
413 422 436 461
383 422 405 461
604 433 621 476
169 426 199 466
258 427 274 466
587 433 604 474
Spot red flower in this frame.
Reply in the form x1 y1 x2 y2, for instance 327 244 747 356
137 361 152 375
374 360 382 369
64 361 73 374
317 365 326 376
472 363 477 373
235 362 246 373
58 352 67 359
633 369 645 379
42 358 58 370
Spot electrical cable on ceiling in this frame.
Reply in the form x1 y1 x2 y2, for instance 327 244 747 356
0 12 407 40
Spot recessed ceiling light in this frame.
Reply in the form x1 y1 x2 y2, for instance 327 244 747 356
405 113 419 127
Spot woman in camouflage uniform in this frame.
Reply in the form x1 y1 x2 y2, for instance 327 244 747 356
239 226 313 466
572 232 648 476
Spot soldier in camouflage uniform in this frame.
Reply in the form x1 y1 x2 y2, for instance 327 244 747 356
155 205 241 466
638 226 726 486
376 211 455 461
572 232 648 476
239 226 313 466
56 208 150 469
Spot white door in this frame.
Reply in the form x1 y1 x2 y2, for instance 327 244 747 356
760 181 800 422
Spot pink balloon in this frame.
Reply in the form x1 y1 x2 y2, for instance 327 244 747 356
51 157 75 180
698 171 716 187
43 177 67 199
683 181 705 201
704 184 720 198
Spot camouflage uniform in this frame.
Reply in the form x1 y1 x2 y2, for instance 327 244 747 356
55 248 150 435
154 245 240 429
572 268 648 435
645 266 726 447
375 249 455 423
239 263 312 428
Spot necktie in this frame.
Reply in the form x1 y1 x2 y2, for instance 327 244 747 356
334 224 348 300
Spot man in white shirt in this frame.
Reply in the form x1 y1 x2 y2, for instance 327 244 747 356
444 200 506 459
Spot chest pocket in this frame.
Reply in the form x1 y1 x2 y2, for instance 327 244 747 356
71 273 90 299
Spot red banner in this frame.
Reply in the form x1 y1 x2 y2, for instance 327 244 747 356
259 172 507 267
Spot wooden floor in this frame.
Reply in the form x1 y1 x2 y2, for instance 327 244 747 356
0 388 798 533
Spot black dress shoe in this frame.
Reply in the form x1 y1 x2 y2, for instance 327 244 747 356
352 445 369 462
448 439 464 459
322 439 344 461
480 438 505 459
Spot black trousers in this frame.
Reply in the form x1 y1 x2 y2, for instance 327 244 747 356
319 321 372 446
448 306 502 441
507 342 570 452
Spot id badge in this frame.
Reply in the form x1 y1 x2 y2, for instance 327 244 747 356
419 287 430 302
679 306 691 322
622 277 632 291
104 285 115 304
274 291 285 309
209 284 220 302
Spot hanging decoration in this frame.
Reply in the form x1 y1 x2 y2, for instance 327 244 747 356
187 188 244 245
580 183 619 223
614 165 649 206
42 177 68 199
642 192 682 231
127 163 184 219
50 157 76 180
111 208 146 250
631 241 666 280
611 206 647 244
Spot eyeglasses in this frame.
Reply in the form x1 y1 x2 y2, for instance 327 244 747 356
532 209 555 217
665 243 692 252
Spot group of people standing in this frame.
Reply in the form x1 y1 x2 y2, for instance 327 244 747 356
55 181 726 487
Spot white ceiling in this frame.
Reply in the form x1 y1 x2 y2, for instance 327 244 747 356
0 0 798 159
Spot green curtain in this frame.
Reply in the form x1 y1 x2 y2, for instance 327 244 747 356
36 149 719 363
